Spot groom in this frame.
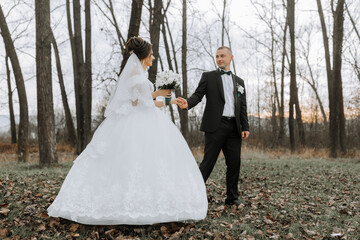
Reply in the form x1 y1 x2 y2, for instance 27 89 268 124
178 46 250 206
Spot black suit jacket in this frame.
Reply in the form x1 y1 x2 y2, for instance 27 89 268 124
187 70 249 136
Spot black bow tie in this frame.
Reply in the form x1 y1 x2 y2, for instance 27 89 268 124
220 69 231 75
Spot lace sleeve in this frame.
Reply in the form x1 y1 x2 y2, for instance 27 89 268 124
129 80 154 108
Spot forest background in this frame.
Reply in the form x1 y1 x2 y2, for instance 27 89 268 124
0 0 359 165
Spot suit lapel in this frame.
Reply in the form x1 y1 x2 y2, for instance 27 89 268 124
216 71 225 101
232 74 238 103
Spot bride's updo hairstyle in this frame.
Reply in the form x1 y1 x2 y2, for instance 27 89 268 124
126 36 152 60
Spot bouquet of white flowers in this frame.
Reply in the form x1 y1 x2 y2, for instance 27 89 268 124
155 70 181 105
155 70 181 90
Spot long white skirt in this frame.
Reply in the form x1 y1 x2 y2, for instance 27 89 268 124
47 108 208 225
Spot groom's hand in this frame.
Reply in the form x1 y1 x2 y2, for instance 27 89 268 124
177 97 188 109
242 131 250 140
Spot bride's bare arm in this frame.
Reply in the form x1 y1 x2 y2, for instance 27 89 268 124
154 100 164 108
152 89 172 98
153 98 181 108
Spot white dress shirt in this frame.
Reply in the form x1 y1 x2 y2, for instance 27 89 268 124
220 70 235 117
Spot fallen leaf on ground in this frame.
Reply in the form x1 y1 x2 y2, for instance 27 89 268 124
304 229 317 236
72 233 80 238
0 208 10 216
39 212 49 219
0 228 7 238
49 219 60 228
37 224 46 231
69 223 79 232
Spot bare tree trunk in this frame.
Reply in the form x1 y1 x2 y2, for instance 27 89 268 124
271 95 277 147
128 0 143 38
148 0 153 33
288 0 306 148
270 29 280 111
0 5 29 162
163 14 188 129
66 0 77 98
165 15 179 72
73 0 85 154
35 0 58 166
70 0 92 154
120 0 144 72
224 25 236 75
317 0 346 157
333 0 346 155
289 0 305 148
294 90 305 146
221 0 226 46
221 1 236 74
5 54 17 144
66 0 82 150
278 10 287 146
84 0 92 144
287 0 295 152
149 0 163 83
50 31 77 146
159 55 164 71
162 23 173 71
257 74 261 147
181 0 189 140
270 23 279 146
338 75 346 154
316 0 337 157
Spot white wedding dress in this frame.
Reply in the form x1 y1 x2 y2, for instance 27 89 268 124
47 54 208 225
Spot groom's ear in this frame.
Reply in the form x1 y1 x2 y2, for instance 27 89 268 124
230 55 234 61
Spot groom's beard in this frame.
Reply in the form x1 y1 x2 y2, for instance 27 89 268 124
217 63 231 70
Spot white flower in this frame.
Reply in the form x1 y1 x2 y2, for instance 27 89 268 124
237 85 244 94
155 70 181 89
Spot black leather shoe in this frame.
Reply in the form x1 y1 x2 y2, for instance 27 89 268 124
225 199 241 206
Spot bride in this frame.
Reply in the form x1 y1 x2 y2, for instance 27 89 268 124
47 36 208 225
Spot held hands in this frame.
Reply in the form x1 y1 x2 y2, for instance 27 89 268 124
161 96 188 108
170 97 186 106
176 97 188 109
153 90 188 108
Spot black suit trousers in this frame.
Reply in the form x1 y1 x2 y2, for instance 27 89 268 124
199 117 242 202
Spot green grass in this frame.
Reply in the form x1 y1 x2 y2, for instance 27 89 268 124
0 152 359 239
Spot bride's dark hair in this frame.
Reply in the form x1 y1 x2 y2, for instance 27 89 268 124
126 36 152 60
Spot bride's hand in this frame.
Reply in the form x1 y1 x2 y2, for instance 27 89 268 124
154 89 171 98
170 98 187 106
170 98 180 105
